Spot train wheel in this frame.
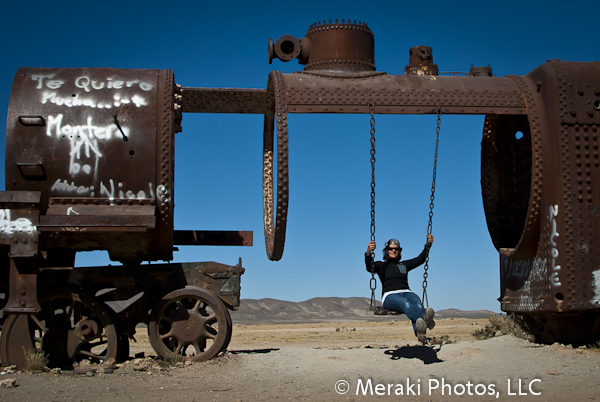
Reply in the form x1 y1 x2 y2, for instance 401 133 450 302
221 308 232 354
148 287 232 363
0 289 118 369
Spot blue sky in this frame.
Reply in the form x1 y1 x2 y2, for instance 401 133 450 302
1 1 598 312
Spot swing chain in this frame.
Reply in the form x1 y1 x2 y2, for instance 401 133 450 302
369 102 377 310
369 102 376 248
422 104 441 308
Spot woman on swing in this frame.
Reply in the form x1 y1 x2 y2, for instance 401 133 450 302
365 235 435 344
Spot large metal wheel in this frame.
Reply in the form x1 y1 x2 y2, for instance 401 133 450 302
221 307 232 353
148 287 232 362
0 289 118 369
262 70 289 261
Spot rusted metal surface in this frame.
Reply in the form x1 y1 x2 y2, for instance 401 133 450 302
181 87 267 114
405 46 438 76
268 19 374 73
5 67 181 264
262 22 600 343
0 288 119 369
148 287 231 362
173 230 253 246
302 20 374 72
277 73 527 115
262 71 289 261
1 67 249 360
0 191 41 314
480 61 600 342
0 259 243 367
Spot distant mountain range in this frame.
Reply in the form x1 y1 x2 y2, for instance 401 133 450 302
229 297 495 324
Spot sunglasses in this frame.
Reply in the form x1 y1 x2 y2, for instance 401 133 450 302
388 247 400 252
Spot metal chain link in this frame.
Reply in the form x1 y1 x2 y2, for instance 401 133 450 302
422 104 441 308
368 102 377 310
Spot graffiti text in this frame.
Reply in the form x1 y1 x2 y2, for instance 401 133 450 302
549 205 561 286
0 210 36 234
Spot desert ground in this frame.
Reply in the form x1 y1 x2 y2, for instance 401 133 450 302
1 317 599 402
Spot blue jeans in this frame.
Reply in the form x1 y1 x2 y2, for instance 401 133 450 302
382 291 425 334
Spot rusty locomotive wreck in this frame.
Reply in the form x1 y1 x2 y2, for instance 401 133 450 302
1 20 600 368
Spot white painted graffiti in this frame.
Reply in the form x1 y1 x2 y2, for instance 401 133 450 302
42 91 148 109
51 179 93 196
74 76 154 92
100 179 155 201
33 73 152 110
31 74 65 89
32 74 154 92
0 209 36 234
47 114 131 177
593 269 600 298
549 205 561 286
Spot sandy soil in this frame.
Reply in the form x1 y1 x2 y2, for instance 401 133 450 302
1 318 599 401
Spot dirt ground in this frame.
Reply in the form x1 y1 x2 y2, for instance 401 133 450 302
1 318 599 401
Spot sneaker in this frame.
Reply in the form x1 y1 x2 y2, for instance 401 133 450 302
424 307 436 330
415 318 427 344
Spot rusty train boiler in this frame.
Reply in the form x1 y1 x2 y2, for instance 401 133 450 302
0 68 249 367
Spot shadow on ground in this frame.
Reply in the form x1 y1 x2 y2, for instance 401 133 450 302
230 348 280 355
384 345 443 364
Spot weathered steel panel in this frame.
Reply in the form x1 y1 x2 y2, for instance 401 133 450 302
4 68 179 263
181 87 267 114
281 73 527 115
482 61 600 328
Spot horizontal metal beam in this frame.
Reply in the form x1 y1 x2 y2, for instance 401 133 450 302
281 73 528 115
39 215 155 228
181 87 267 114
173 230 253 246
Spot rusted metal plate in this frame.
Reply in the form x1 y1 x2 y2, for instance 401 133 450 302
39 215 155 228
3 257 40 314
45 202 155 216
482 61 600 318
173 230 253 246
181 87 267 114
0 192 41 314
40 202 156 229
280 73 527 115
303 20 375 73
6 68 159 207
0 191 41 208
5 68 178 263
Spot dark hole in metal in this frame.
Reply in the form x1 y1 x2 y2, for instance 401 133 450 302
280 40 295 55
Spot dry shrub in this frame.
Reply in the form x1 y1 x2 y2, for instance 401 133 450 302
471 314 534 342
23 347 48 371
163 351 184 365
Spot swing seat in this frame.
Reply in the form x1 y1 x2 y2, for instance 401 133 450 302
373 306 401 316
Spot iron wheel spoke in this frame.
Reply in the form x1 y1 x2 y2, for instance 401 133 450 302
197 337 207 352
159 329 175 341
192 299 201 315
205 324 217 339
